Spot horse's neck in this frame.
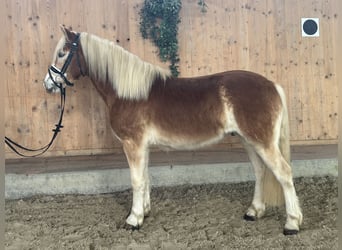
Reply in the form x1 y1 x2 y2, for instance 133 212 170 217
89 76 118 107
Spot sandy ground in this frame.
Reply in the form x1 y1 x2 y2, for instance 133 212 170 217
5 176 337 249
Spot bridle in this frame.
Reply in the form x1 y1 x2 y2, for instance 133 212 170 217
5 33 83 157
48 33 84 88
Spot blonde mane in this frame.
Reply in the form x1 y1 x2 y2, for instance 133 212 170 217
80 32 171 100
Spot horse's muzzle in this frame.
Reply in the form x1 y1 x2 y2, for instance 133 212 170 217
43 72 62 93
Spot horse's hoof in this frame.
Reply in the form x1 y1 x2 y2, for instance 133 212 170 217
124 223 140 231
131 225 140 231
283 229 299 235
243 214 256 221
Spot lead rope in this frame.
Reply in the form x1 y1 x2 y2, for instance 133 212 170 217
4 86 66 157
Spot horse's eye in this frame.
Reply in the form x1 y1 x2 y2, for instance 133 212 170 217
58 51 65 58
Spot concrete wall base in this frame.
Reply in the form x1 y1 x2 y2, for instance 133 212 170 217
5 158 337 199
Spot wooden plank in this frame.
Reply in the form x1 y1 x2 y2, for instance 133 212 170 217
5 144 337 175
4 0 338 159
178 0 194 76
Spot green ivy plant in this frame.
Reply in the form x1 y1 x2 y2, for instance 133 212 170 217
198 0 207 13
139 0 182 77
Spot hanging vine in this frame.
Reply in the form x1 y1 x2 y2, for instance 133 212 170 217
198 0 208 13
139 0 182 77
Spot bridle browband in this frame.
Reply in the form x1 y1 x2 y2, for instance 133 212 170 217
5 33 83 157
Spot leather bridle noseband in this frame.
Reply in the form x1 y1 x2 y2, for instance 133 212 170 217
5 33 83 157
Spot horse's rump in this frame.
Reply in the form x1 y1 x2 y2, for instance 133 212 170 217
219 70 282 146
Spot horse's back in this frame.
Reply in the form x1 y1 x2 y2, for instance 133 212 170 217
150 70 281 118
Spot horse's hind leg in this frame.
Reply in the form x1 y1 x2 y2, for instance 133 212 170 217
143 157 151 216
123 140 149 228
243 142 266 220
257 145 303 234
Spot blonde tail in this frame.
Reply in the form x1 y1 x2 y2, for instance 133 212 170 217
277 84 291 163
263 84 290 206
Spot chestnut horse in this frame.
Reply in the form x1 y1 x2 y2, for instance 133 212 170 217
44 27 302 235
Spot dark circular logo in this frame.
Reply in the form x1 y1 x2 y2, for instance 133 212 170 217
303 19 318 35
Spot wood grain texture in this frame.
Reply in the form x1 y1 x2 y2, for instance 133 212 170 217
5 0 338 159
5 144 337 175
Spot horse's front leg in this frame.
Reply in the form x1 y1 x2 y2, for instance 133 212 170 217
123 140 149 228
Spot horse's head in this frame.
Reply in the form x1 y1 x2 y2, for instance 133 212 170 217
43 26 85 93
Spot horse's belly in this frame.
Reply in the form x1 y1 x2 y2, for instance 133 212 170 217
147 127 226 150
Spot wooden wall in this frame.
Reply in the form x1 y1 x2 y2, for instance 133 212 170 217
4 0 338 159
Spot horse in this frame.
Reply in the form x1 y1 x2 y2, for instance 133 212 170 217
43 26 302 235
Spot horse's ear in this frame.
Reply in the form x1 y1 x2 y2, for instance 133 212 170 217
60 25 74 42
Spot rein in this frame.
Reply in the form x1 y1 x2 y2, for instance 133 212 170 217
5 33 82 157
5 87 66 157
